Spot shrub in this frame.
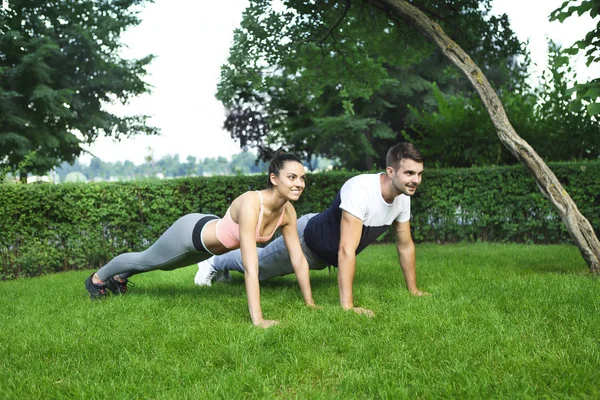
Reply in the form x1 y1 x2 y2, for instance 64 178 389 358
0 162 598 279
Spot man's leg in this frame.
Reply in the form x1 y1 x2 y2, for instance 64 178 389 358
196 213 327 283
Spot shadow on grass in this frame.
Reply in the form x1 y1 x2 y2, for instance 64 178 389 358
127 283 239 299
121 275 337 301
512 255 591 276
219 273 338 290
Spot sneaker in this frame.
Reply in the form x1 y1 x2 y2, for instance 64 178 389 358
194 260 217 286
105 274 134 295
85 273 108 300
214 269 231 283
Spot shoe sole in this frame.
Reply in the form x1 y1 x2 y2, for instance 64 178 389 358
85 274 107 300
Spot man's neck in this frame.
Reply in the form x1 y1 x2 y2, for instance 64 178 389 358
379 173 400 204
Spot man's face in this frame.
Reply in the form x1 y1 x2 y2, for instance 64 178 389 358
387 159 424 196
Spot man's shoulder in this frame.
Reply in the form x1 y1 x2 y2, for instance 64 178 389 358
345 172 380 183
342 173 379 192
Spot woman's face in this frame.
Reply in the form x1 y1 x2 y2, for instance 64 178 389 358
271 161 306 201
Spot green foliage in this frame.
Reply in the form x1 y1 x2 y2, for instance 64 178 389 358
407 83 512 167
1 162 599 279
217 0 527 169
410 40 600 165
522 41 600 159
550 0 600 116
411 162 600 244
1 244 599 398
0 0 157 176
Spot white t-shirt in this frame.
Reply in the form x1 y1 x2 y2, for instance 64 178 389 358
340 173 411 225
304 173 411 266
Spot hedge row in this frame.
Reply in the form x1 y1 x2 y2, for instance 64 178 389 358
410 161 599 244
1 161 598 279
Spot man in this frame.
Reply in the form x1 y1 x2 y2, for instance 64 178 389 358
195 142 429 316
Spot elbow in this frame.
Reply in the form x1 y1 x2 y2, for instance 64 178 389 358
244 264 259 278
338 246 355 260
397 239 415 252
290 256 305 270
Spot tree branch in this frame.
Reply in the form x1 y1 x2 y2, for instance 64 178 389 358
318 0 352 44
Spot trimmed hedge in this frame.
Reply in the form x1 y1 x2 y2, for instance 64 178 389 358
411 161 599 244
1 162 598 279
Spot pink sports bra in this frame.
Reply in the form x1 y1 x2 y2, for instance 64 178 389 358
215 191 286 250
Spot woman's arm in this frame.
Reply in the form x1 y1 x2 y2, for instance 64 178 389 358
236 194 279 328
281 204 315 306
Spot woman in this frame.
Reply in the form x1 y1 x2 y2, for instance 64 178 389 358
85 154 315 328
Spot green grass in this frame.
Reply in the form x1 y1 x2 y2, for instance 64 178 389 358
1 243 599 399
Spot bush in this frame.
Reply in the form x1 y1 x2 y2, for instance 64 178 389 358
0 162 598 279
411 161 600 243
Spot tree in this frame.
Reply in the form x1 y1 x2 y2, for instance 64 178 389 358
527 41 600 160
407 83 513 167
217 0 527 169
230 151 267 174
363 0 599 273
157 154 181 178
408 40 600 166
550 0 600 117
64 171 87 183
0 0 158 179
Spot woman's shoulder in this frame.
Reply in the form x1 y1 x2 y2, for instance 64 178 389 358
231 190 261 211
281 201 297 221
229 191 261 223
235 190 260 201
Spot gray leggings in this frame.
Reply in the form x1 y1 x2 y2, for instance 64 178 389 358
96 213 218 281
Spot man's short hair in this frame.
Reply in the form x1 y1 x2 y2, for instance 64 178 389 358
386 142 424 169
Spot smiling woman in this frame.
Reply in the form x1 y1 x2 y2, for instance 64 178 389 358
84 153 316 328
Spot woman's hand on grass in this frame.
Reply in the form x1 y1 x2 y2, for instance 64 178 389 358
352 307 375 318
410 289 431 297
255 319 280 328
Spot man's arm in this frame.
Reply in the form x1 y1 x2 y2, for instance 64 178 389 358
338 211 374 316
393 220 429 296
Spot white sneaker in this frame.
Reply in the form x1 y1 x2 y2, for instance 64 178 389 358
194 260 217 286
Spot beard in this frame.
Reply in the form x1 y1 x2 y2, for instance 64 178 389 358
394 180 418 196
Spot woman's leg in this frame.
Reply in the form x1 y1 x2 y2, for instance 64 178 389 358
96 213 216 281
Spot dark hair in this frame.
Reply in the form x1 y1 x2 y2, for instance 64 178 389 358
267 153 303 188
386 142 424 169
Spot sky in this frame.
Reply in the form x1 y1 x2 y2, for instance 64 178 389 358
79 0 598 166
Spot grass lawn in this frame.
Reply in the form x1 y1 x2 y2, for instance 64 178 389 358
1 243 599 399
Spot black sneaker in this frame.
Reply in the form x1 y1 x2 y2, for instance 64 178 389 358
85 273 108 300
105 274 133 295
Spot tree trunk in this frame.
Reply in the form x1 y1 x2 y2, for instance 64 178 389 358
367 0 600 273
19 170 27 184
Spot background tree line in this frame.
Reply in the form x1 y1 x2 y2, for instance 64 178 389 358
42 151 333 182
52 151 268 182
